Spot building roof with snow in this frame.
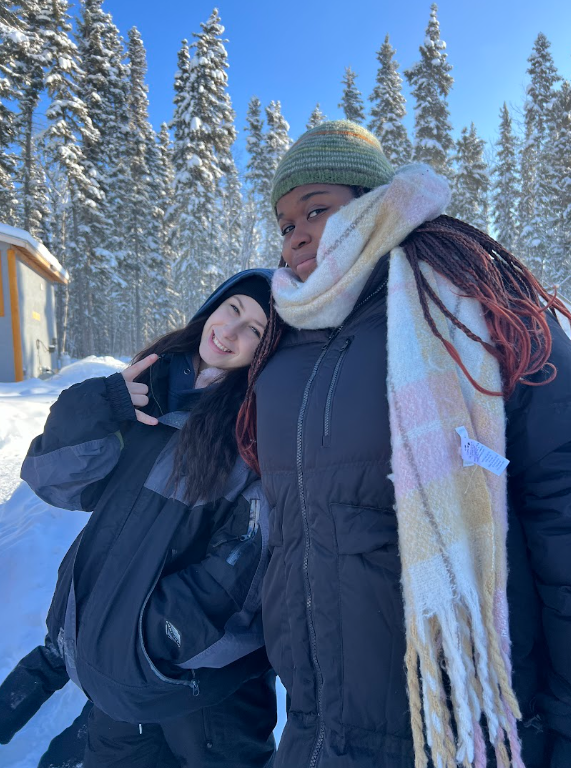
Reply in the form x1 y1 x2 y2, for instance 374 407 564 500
0 223 68 285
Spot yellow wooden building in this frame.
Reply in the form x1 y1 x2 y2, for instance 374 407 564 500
0 223 68 381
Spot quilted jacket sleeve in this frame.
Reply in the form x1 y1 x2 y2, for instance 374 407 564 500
21 373 136 512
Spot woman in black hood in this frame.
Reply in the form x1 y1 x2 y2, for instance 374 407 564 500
1 270 277 768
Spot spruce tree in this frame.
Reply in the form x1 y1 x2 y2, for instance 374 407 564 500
97 13 132 354
404 3 454 178
0 44 18 221
0 1 28 221
518 33 560 280
307 103 326 129
542 81 571 286
149 123 180 333
220 164 243 278
11 0 47 231
369 35 412 166
242 95 265 268
338 66 365 124
492 103 519 253
245 96 265 190
25 135 50 239
171 10 238 310
43 0 104 356
450 123 490 231
260 100 290 268
124 27 160 350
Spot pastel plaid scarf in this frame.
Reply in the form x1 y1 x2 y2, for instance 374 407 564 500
272 166 523 767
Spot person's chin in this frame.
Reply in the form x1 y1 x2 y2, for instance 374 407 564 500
296 257 317 282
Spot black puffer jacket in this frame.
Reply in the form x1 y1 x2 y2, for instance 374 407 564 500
19 271 275 725
256 255 571 768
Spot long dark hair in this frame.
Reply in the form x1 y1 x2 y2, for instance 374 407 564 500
237 215 571 474
133 318 250 505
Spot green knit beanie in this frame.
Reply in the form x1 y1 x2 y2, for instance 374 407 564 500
270 120 395 210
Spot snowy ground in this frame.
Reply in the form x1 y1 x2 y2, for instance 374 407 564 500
0 357 285 767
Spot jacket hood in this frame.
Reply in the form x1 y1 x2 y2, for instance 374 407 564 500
192 269 274 322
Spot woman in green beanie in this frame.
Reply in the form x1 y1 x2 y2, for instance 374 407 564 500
236 120 571 768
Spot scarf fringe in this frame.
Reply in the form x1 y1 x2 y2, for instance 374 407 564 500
406 599 523 768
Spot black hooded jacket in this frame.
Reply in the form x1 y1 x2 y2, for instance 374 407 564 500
255 256 571 768
14 270 275 726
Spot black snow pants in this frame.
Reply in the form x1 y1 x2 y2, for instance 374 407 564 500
83 671 277 768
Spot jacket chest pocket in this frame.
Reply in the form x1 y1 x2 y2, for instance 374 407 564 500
322 337 353 447
225 498 261 566
211 497 261 566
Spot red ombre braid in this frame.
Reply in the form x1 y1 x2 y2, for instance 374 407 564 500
401 215 570 397
236 300 284 474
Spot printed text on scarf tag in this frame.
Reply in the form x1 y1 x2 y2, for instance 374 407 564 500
455 426 510 476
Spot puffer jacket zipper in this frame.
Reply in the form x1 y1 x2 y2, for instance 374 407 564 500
138 557 200 696
226 498 261 565
322 337 353 446
297 279 387 768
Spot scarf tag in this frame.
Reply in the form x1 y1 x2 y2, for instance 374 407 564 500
455 426 509 476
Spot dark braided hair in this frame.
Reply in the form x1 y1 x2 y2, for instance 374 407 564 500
236 214 571 473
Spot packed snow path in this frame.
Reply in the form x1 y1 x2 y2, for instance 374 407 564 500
0 357 287 767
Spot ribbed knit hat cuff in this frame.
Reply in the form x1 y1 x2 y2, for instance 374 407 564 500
271 167 393 211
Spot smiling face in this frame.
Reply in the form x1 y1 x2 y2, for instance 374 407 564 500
276 183 357 281
198 294 267 371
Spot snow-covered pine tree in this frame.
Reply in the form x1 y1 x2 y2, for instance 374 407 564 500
368 34 412 167
77 0 126 354
338 66 365 124
242 95 265 269
0 2 27 221
0 47 18 221
171 10 238 311
97 8 133 353
260 99 291 268
518 33 560 280
449 123 490 231
264 101 291 180
148 122 180 334
42 0 104 356
404 3 454 178
25 134 50 239
220 164 243 279
307 103 326 129
0 3 26 32
124 27 161 350
9 0 47 231
542 81 571 287
492 103 519 253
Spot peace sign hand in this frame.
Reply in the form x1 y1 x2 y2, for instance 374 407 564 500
122 353 160 426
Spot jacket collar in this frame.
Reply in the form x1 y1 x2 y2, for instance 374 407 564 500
278 253 389 349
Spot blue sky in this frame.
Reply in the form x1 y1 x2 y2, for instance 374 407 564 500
101 0 571 166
